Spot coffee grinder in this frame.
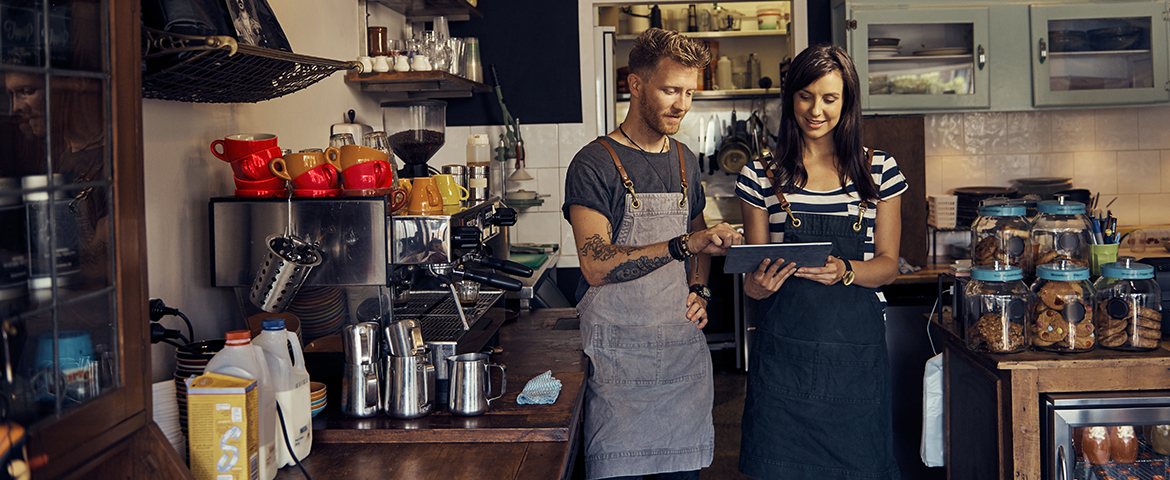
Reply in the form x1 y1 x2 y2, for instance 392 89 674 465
382 100 446 179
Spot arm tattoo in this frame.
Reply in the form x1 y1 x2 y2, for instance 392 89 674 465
581 234 637 261
603 255 673 284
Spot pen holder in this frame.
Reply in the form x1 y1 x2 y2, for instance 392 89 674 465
1090 243 1119 277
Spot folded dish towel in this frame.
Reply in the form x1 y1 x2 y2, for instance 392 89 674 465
517 370 561 405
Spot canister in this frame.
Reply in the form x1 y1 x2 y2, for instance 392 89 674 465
1031 261 1096 352
467 164 489 203
1030 197 1093 270
964 264 1032 353
970 203 1032 277
1094 258 1162 351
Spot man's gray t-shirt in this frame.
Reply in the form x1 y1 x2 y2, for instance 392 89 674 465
562 136 706 301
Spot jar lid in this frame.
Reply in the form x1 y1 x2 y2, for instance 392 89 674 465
978 204 1026 217
971 264 1023 281
1100 259 1155 279
1036 262 1091 281
1037 199 1086 215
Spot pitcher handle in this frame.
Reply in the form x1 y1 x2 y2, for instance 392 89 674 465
486 363 506 403
421 362 435 411
287 331 305 368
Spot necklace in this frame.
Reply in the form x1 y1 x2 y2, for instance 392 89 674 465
619 123 667 153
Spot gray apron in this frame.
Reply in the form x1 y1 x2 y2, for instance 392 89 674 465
577 138 715 479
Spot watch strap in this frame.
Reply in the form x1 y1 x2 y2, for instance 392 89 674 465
689 283 711 302
841 258 855 286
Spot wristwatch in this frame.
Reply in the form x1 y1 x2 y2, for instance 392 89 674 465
689 284 712 302
840 258 855 286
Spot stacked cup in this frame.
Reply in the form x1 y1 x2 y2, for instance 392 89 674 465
336 143 407 210
270 149 343 197
211 133 287 197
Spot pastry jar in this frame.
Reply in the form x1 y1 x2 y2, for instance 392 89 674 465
1093 258 1162 351
970 203 1032 276
1030 198 1093 269
965 264 1032 353
1031 262 1096 352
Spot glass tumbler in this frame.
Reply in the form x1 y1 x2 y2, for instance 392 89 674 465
330 133 355 148
455 280 479 306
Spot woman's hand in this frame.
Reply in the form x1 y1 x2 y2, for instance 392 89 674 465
794 255 845 285
744 258 798 300
685 292 709 328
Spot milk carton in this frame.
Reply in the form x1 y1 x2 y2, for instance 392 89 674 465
186 373 259 480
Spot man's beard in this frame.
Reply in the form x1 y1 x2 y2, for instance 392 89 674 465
636 98 682 136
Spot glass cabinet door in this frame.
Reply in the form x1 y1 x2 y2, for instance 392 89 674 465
852 7 990 111
1030 2 1169 107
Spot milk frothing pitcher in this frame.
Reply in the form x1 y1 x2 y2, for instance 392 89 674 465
341 322 382 417
447 353 505 416
384 353 435 419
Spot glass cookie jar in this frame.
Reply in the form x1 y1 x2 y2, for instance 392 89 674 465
965 264 1032 354
1030 198 1093 269
1031 262 1096 352
1094 258 1162 351
970 203 1032 276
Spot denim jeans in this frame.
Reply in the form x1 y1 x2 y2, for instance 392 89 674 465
603 470 701 480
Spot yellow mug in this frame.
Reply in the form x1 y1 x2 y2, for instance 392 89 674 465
433 174 469 205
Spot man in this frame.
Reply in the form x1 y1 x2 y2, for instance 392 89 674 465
562 28 741 480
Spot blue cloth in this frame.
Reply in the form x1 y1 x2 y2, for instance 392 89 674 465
517 370 561 405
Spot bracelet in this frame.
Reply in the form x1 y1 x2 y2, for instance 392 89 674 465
668 233 693 261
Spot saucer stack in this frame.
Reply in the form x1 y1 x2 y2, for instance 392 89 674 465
287 287 349 344
310 381 327 417
174 339 224 437
152 380 185 460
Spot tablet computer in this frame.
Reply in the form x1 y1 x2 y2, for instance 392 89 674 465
723 242 834 274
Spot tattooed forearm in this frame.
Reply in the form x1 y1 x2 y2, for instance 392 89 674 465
581 234 638 261
603 254 673 283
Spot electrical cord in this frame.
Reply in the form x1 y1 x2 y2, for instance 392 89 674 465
276 403 312 480
149 299 195 342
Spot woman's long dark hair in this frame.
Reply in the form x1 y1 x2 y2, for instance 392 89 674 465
767 44 879 203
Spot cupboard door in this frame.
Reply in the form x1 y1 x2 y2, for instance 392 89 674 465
852 7 991 111
1030 2 1169 107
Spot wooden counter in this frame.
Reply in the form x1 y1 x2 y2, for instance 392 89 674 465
275 308 588 480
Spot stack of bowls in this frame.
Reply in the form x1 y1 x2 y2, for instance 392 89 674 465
287 287 349 344
310 381 327 417
174 339 224 437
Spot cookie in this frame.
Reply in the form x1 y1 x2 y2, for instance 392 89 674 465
1134 325 1162 340
1132 334 1159 349
1098 317 1127 337
1072 336 1094 350
1100 332 1127 348
1038 281 1082 311
973 236 1000 266
1036 249 1059 266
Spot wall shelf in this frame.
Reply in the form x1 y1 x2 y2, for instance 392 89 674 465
346 70 491 99
369 0 482 21
617 87 782 101
615 30 788 41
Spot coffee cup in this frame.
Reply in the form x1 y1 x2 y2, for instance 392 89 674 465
270 150 342 184
334 144 390 171
343 186 408 211
434 174 469 205
230 146 283 181
292 164 339 190
341 160 396 190
211 133 278 162
293 188 341 198
234 175 286 191
407 177 443 215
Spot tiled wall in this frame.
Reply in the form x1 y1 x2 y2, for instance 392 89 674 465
924 106 1170 227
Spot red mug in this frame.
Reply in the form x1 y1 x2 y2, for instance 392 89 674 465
236 188 286 198
211 133 278 162
292 188 341 198
342 160 395 190
230 146 282 181
234 175 286 191
290 163 339 190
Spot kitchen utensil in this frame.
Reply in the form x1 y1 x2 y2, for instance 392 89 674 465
211 133 278 162
487 66 529 182
384 353 435 419
249 234 323 313
226 146 282 181
383 100 446 178
447 353 505 416
705 115 718 175
384 319 425 357
234 175 285 192
455 280 479 305
340 322 381 418
341 160 395 190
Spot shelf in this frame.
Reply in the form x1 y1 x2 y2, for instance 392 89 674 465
615 30 788 41
346 70 491 99
617 87 782 101
1050 48 1151 57
368 0 482 21
870 55 972 62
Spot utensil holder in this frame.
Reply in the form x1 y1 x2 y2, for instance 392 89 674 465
249 234 323 313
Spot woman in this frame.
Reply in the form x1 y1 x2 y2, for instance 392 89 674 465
735 44 907 479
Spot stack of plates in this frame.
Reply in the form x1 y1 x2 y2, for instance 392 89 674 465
174 339 224 437
287 287 349 343
913 47 970 56
954 186 1018 228
310 381 327 417
152 380 185 460
1010 177 1073 200
869 45 902 58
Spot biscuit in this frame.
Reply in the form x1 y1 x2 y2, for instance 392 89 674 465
1036 249 1059 266
1039 281 1082 311
1100 332 1127 348
1098 318 1126 336
1134 325 1162 340
973 236 1000 266
1132 335 1159 349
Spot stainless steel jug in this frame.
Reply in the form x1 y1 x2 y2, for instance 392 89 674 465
384 353 435 419
341 322 381 417
447 353 506 416
385 319 425 357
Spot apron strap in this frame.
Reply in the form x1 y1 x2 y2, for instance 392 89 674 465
853 148 875 232
763 147 878 230
593 137 691 210
676 139 688 209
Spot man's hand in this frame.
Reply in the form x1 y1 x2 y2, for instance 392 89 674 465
744 258 798 300
685 292 709 328
686 222 742 255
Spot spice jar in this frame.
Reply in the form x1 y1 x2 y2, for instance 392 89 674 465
1031 261 1095 352
1030 197 1093 269
367 26 388 57
1093 258 1162 351
970 203 1032 276
965 264 1032 353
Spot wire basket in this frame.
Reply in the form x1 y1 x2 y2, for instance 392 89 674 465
250 234 323 313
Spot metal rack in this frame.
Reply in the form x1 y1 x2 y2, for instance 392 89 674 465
394 290 502 342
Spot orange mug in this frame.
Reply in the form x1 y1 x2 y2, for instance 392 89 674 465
406 177 443 215
332 144 390 170
270 151 342 182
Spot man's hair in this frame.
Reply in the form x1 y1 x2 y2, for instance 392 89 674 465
627 28 711 80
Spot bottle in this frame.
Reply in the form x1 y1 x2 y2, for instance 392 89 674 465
253 319 312 467
207 330 278 480
687 4 697 32
466 134 492 168
716 56 733 90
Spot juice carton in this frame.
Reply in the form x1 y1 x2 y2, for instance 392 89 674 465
186 372 259 480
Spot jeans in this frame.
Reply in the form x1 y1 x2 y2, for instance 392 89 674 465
603 471 701 480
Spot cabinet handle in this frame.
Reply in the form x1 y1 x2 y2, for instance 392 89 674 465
1039 38 1048 64
977 45 986 70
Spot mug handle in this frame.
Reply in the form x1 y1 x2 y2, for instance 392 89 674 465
426 183 442 206
486 363 506 403
269 157 292 181
322 164 339 188
457 184 469 201
389 187 408 212
324 146 342 170
210 140 230 161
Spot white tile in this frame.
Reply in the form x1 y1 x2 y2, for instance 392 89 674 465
520 124 560 169
1107 195 1141 226
1160 150 1170 192
924 113 964 156
560 217 578 256
1094 109 1139 151
1139 193 1170 225
557 255 580 268
535 168 562 213
924 156 943 195
940 156 986 193
1116 150 1161 194
1073 151 1118 195
1050 111 1095 152
1139 106 1170 150
505 167 539 193
514 211 563 245
1029 153 1075 178
964 112 1008 155
558 123 587 168
427 126 469 168
1006 111 1051 154
984 155 1031 187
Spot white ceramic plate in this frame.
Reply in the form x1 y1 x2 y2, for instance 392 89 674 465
913 47 970 56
